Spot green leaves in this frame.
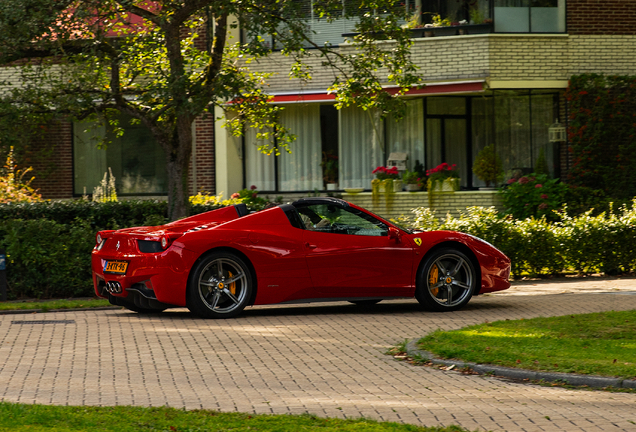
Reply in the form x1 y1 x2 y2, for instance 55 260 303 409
411 200 636 278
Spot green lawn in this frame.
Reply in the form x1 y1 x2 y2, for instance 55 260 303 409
417 310 636 379
0 402 470 432
0 298 111 312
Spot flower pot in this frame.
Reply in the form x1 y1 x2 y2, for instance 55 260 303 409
429 178 460 192
393 180 403 192
405 183 421 192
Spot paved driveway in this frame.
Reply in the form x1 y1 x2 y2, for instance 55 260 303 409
1 277 636 432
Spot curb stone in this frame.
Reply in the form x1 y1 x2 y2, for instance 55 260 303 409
405 339 636 389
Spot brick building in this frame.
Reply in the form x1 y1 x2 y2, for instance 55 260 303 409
214 0 636 212
3 0 635 208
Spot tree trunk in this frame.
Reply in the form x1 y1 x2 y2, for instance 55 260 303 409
165 115 193 221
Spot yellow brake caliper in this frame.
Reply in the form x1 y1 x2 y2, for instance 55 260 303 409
428 264 439 297
228 271 236 295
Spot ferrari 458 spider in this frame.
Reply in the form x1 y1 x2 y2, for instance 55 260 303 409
92 197 510 318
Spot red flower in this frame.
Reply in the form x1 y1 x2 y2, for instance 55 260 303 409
231 193 240 199
535 184 543 188
507 178 517 184
540 194 548 199
250 185 257 190
518 177 529 185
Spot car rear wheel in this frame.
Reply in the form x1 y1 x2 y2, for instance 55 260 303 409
416 248 476 312
187 252 253 319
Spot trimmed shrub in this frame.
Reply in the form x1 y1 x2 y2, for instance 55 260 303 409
410 201 636 278
0 200 226 229
0 218 94 298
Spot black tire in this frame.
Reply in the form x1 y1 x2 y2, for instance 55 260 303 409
415 248 477 312
187 251 253 319
348 300 382 306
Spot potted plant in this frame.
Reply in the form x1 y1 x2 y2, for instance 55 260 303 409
472 144 503 188
321 152 339 190
426 162 460 191
371 165 400 205
403 169 422 192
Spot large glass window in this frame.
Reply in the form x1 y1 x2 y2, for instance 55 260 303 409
339 106 384 189
494 0 565 33
244 104 334 191
492 90 560 180
425 97 469 187
73 117 167 195
386 99 425 173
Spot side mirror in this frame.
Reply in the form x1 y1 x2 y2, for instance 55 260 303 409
388 226 401 243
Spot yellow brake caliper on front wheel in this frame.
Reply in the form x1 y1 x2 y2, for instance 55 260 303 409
228 271 236 295
428 264 439 297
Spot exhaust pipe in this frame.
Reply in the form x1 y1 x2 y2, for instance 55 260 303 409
105 281 122 294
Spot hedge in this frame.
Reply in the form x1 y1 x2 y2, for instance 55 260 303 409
0 200 225 299
411 203 636 278
0 200 225 228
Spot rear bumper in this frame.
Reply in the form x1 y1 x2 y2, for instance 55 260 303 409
92 245 195 307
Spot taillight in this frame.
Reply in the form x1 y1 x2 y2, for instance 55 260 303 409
161 236 169 249
95 232 106 251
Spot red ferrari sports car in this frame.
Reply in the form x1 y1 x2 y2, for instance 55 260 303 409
92 197 510 318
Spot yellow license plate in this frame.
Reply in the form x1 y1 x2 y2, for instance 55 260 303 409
104 261 128 274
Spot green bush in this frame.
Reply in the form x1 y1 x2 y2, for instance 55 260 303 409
0 200 228 299
0 200 225 229
410 201 636 278
499 173 568 221
0 218 94 298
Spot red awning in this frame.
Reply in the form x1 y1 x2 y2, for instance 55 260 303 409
269 80 485 104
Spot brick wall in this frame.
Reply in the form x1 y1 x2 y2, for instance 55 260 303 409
567 0 636 35
343 191 503 221
569 35 636 75
190 115 216 194
28 121 74 199
489 35 569 81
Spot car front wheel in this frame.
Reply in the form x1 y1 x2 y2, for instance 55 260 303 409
187 252 253 319
416 248 476 312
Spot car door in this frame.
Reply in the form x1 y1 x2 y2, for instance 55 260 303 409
296 202 415 298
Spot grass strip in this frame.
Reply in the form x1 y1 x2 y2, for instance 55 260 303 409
418 310 636 379
0 298 111 312
0 402 470 432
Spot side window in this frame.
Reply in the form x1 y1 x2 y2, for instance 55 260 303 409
297 204 388 236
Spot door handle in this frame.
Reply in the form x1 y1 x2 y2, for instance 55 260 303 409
304 242 317 249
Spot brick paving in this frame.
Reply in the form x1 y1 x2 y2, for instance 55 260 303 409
1 277 636 431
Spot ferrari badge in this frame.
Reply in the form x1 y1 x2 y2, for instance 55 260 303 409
413 238 422 246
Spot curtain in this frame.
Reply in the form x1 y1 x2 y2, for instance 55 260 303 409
531 94 556 176
73 122 107 195
387 99 424 171
279 105 323 191
339 107 384 188
244 126 276 191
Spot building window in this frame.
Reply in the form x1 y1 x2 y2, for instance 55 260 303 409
421 0 493 25
73 117 168 196
494 0 565 33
